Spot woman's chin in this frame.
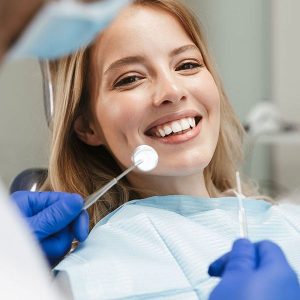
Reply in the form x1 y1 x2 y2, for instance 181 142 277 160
153 163 208 177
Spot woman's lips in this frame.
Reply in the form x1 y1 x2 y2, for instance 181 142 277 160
147 116 196 137
145 111 201 132
146 116 202 144
145 111 202 133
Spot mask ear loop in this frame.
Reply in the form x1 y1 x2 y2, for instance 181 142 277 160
39 60 54 128
233 171 249 238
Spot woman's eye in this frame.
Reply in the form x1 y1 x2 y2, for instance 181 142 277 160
176 62 202 71
114 75 142 88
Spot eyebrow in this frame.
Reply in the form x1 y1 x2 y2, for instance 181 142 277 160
169 44 200 57
104 44 200 75
104 56 146 75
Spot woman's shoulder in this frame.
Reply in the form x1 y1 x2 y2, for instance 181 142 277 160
275 201 300 230
97 195 274 227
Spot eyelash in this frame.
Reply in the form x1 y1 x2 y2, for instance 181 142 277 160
113 61 203 88
113 75 143 88
175 61 203 71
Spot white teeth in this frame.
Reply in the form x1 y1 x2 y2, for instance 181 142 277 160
153 117 198 137
158 128 165 137
164 125 172 135
188 117 196 128
192 118 196 127
171 121 182 133
180 118 190 130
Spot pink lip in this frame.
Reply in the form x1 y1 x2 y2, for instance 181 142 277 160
144 110 202 133
146 117 202 145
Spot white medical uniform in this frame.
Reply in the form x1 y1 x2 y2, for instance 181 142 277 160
0 178 62 300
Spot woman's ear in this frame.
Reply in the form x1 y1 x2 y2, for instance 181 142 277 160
74 115 103 146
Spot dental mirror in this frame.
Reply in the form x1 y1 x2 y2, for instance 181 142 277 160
83 145 158 210
131 144 158 172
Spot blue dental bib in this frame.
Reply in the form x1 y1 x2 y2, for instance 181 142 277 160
54 195 300 300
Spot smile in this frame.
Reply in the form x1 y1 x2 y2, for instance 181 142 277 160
146 116 201 137
145 113 202 144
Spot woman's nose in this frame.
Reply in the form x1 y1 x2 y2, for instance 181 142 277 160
152 74 186 107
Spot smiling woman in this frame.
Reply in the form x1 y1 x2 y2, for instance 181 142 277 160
42 0 300 299
42 0 250 226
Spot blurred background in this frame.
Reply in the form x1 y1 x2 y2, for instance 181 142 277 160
0 0 300 199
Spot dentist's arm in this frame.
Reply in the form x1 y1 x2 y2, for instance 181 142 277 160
208 239 300 300
11 191 89 267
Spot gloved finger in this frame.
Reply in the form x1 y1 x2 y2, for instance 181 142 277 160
208 252 230 277
40 228 74 267
256 240 300 299
11 191 83 216
256 240 290 269
29 194 84 240
71 210 89 242
28 192 83 215
223 239 256 274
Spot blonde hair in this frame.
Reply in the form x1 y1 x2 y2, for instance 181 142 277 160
41 0 258 228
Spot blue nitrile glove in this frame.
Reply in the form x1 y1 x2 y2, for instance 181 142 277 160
11 191 89 266
208 239 300 300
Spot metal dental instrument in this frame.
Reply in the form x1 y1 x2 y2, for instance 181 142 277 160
234 171 249 238
83 145 158 210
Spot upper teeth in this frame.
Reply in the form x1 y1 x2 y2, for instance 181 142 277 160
155 117 196 137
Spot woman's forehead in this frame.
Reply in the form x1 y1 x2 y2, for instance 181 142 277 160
94 5 195 68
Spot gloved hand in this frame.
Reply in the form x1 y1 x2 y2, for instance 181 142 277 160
11 191 89 267
208 239 300 300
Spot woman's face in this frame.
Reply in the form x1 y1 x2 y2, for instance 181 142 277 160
83 5 220 193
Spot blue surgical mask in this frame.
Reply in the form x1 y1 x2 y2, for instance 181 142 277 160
54 195 300 300
6 0 131 61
